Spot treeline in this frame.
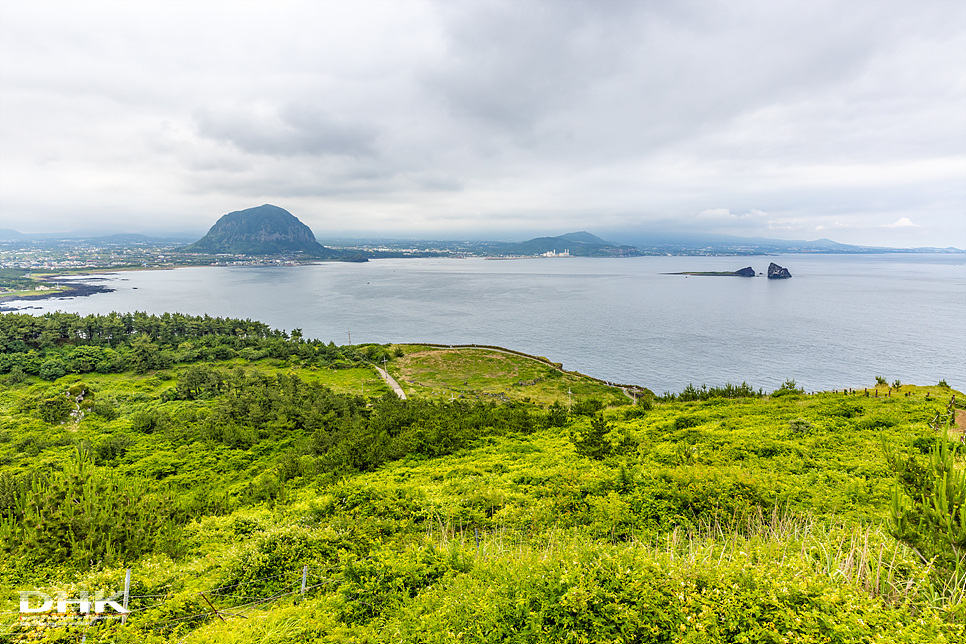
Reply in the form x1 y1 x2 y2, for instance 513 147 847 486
0 268 34 291
129 366 546 473
0 310 281 347
0 311 398 379
657 381 763 402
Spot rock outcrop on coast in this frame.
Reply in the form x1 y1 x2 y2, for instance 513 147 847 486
666 266 757 276
768 262 792 279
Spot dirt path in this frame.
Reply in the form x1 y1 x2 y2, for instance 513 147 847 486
374 365 407 400
952 409 966 442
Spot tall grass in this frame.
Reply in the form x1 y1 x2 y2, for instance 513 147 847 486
423 506 964 614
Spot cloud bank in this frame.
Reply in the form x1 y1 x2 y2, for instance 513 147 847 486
0 0 963 246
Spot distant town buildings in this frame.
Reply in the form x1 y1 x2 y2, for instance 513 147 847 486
541 249 570 257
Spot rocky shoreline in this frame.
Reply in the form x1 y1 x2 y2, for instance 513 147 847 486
0 278 115 311
665 266 757 277
665 263 794 279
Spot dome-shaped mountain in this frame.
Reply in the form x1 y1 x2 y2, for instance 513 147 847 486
185 205 355 258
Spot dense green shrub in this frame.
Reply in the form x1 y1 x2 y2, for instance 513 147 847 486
571 413 619 460
92 395 120 420
219 525 341 597
771 378 806 397
66 345 105 373
571 397 604 416
374 541 962 644
0 449 183 565
38 393 73 424
39 357 66 381
95 434 134 464
544 400 567 427
6 365 26 384
130 407 169 434
340 544 473 623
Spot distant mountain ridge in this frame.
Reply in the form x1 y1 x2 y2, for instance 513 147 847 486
5 218 961 256
610 231 963 254
557 231 613 245
0 229 198 243
488 231 642 257
183 204 363 260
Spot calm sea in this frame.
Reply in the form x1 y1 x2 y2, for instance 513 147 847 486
5 254 965 393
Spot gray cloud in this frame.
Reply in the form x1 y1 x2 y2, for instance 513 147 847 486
194 105 379 157
0 0 963 247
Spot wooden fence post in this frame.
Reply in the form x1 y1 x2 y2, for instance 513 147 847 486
199 593 226 622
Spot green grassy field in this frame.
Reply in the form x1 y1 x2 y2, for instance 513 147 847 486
388 345 630 406
246 361 393 398
0 285 69 299
0 338 963 643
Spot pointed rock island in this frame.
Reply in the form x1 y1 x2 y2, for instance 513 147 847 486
767 262 792 279
184 204 365 261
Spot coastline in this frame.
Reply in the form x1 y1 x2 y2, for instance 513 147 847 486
662 271 757 276
0 279 115 310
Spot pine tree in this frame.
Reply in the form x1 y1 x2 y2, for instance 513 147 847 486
888 437 966 569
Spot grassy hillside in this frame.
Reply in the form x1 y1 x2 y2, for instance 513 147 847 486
387 345 631 406
0 313 963 642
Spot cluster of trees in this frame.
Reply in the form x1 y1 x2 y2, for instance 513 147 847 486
0 449 183 566
0 311 281 348
0 268 34 292
0 365 555 565
657 381 763 402
887 437 966 572
0 311 398 379
159 366 542 471
655 379 813 402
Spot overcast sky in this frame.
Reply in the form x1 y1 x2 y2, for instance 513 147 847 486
1 0 963 247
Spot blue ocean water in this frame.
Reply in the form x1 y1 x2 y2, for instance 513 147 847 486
5 254 964 393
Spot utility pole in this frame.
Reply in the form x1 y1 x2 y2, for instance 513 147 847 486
568 388 572 413
347 331 351 345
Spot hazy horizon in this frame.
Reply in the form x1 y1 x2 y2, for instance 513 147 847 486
4 220 964 251
2 1 964 248
2 208 965 251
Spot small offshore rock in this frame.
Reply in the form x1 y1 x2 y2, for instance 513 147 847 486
734 266 755 277
768 262 792 279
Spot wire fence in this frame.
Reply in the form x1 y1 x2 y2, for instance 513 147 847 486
931 395 962 442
